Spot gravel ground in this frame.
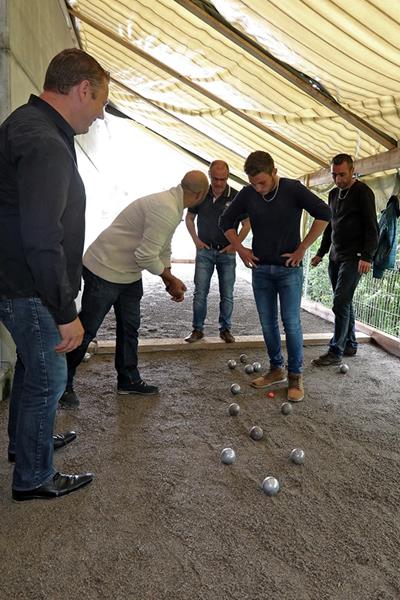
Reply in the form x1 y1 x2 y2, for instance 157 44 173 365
0 264 399 600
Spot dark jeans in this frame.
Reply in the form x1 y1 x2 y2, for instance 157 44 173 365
193 248 236 331
66 267 143 389
252 264 304 374
328 260 361 357
0 298 64 490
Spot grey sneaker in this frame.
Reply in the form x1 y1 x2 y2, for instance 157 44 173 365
117 380 159 395
59 389 80 408
311 351 341 366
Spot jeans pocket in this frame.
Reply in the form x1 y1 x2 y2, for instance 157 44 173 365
0 299 13 323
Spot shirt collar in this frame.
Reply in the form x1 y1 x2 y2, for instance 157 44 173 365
209 184 231 201
28 94 76 140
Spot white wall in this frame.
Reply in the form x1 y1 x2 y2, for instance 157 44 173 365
0 0 207 375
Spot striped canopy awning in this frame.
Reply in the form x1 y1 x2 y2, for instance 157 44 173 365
67 0 400 182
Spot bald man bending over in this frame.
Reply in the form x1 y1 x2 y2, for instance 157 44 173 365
61 171 209 407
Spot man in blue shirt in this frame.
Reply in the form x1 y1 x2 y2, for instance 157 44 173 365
185 160 250 343
220 151 331 402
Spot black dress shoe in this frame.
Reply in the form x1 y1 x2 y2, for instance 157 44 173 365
8 430 77 463
12 471 93 501
53 430 77 449
59 389 80 408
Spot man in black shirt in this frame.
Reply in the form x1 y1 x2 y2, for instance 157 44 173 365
185 160 250 343
311 154 378 365
220 151 331 402
0 49 109 501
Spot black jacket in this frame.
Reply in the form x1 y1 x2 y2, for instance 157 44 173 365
0 95 85 323
373 195 400 278
317 180 378 263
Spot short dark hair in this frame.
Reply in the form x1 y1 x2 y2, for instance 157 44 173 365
244 151 275 176
331 154 354 168
43 48 110 95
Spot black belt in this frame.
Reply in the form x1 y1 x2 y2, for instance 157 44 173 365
208 243 228 251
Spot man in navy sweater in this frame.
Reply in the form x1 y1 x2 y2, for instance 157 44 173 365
311 154 378 364
220 151 331 402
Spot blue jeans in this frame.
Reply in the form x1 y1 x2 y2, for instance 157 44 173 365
252 264 304 374
193 248 236 330
66 267 143 388
0 298 65 490
328 260 361 356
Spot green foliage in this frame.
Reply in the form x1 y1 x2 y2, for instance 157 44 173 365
303 239 400 339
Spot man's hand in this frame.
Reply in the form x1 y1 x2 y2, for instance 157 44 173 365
310 255 322 267
195 239 210 250
281 246 306 267
220 244 235 254
358 259 372 274
166 276 187 302
56 317 84 353
238 246 259 268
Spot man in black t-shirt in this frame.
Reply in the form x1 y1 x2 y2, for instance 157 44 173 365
311 154 378 365
185 160 250 343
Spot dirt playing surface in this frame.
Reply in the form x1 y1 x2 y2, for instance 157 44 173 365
0 264 399 599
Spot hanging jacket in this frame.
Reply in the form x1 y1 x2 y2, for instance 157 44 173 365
373 195 400 278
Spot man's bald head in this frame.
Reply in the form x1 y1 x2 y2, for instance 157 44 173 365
181 171 209 208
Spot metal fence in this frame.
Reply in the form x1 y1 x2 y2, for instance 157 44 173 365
303 246 400 339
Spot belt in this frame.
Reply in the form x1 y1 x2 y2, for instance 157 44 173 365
208 243 228 251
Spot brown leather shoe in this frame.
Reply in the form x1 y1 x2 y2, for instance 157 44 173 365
184 329 204 343
250 367 287 389
287 373 304 402
219 329 235 343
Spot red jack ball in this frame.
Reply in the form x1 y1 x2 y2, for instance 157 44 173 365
267 391 275 399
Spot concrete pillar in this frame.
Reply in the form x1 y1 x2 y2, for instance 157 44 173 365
0 0 10 123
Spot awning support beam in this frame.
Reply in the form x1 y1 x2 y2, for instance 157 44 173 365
67 7 326 167
306 148 400 187
175 0 397 151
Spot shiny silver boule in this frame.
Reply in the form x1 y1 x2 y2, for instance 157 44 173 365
230 383 241 395
220 447 236 465
227 359 237 369
239 353 248 364
228 402 240 416
82 352 91 362
262 476 280 496
249 426 263 441
290 448 305 464
252 362 262 372
339 363 349 374
244 364 254 374
281 402 293 415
